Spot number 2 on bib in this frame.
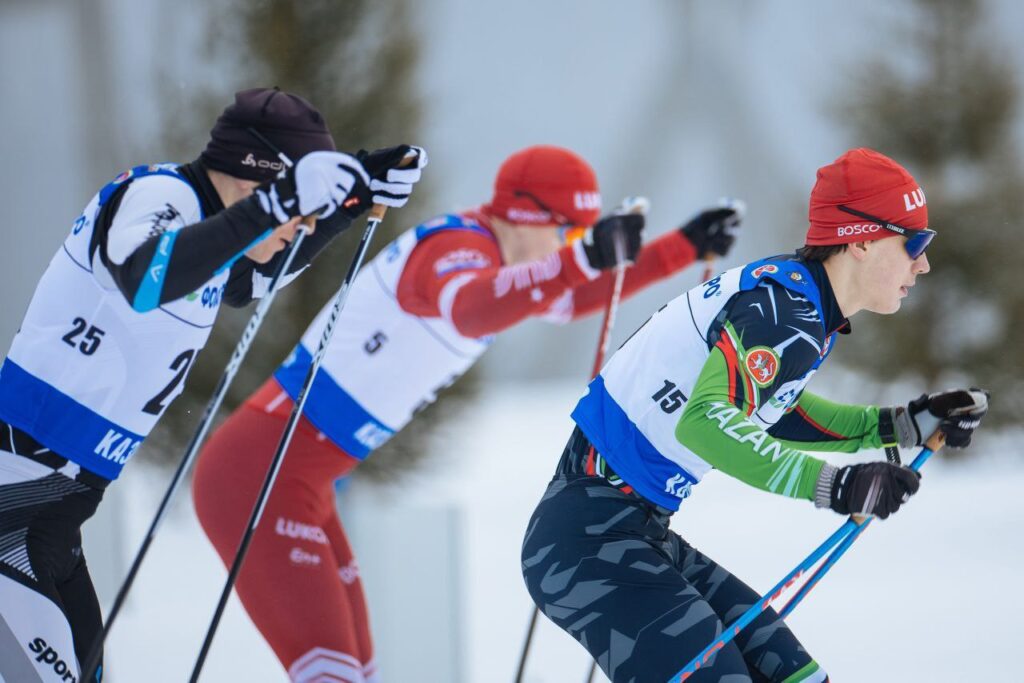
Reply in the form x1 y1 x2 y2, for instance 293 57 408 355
142 349 196 415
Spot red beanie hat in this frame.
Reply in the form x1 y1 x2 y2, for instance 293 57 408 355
806 148 928 246
483 145 601 227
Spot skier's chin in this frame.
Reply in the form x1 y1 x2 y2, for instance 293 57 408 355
866 295 903 315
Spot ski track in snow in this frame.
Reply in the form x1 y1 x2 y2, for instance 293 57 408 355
97 379 1023 682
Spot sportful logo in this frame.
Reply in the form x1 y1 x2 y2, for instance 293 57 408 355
903 187 926 211
573 191 601 211
148 203 182 239
241 153 285 173
27 637 77 682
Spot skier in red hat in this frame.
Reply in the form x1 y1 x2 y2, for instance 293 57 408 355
192 144 745 681
521 148 990 682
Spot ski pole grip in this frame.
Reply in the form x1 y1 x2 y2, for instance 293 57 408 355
701 255 716 283
924 430 946 453
300 214 317 233
368 150 421 221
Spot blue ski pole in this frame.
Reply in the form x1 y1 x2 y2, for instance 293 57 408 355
778 431 944 619
666 433 944 683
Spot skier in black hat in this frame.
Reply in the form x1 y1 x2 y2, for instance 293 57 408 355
0 87 426 682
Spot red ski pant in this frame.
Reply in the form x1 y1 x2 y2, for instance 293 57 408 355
192 378 377 682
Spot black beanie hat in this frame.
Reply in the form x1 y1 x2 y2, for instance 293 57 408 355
200 87 336 182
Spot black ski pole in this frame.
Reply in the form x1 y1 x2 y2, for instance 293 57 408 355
188 153 416 681
82 135 307 682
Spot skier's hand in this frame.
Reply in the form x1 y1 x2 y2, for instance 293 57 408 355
581 213 645 271
244 216 312 264
680 198 745 259
355 144 428 211
255 150 371 221
816 461 921 520
884 388 989 449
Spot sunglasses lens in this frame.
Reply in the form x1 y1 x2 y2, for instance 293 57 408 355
559 225 588 245
905 231 935 259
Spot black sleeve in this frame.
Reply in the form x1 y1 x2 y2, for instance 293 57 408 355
97 192 279 311
255 210 354 278
220 210 356 308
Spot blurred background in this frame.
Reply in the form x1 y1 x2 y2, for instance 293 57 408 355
1 1 1023 681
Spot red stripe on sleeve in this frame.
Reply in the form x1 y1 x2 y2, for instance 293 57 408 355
794 404 846 440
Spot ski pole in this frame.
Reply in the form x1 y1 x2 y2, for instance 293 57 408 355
778 431 945 619
698 197 746 284
667 520 858 682
667 438 942 683
590 196 649 377
188 152 418 682
82 138 310 683
514 197 649 683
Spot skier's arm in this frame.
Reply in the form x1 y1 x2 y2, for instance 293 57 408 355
568 201 745 320
396 231 599 338
222 211 355 307
567 231 697 319
100 175 291 311
674 286 827 500
768 392 886 453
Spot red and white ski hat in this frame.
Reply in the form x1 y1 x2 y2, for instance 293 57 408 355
806 148 928 246
483 145 602 227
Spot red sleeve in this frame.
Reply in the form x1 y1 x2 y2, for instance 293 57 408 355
395 230 600 338
569 230 698 319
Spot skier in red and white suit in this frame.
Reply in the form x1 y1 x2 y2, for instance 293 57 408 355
192 145 744 682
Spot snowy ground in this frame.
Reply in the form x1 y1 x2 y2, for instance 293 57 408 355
91 379 1024 682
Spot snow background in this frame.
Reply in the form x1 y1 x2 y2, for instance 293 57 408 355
93 378 1024 682
2 1 1024 681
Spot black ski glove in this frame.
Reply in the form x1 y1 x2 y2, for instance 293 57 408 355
881 388 990 450
581 213 645 271
815 461 921 520
679 199 745 259
350 144 428 215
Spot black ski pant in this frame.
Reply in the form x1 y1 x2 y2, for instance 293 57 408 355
0 432 106 683
520 428 827 683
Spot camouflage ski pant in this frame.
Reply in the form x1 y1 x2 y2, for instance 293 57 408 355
520 432 828 683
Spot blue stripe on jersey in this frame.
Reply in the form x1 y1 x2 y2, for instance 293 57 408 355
571 375 697 511
0 359 143 480
132 229 179 312
414 214 495 242
214 228 272 276
273 344 393 459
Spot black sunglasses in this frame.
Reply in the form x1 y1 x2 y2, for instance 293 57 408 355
837 205 935 259
513 190 572 226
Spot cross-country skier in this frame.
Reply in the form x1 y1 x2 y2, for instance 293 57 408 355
0 87 426 682
190 144 744 682
521 148 990 683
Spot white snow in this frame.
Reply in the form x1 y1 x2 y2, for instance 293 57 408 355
93 379 1024 682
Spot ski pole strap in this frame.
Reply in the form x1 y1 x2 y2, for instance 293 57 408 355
877 407 901 464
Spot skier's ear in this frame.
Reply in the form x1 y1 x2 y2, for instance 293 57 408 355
848 240 871 262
